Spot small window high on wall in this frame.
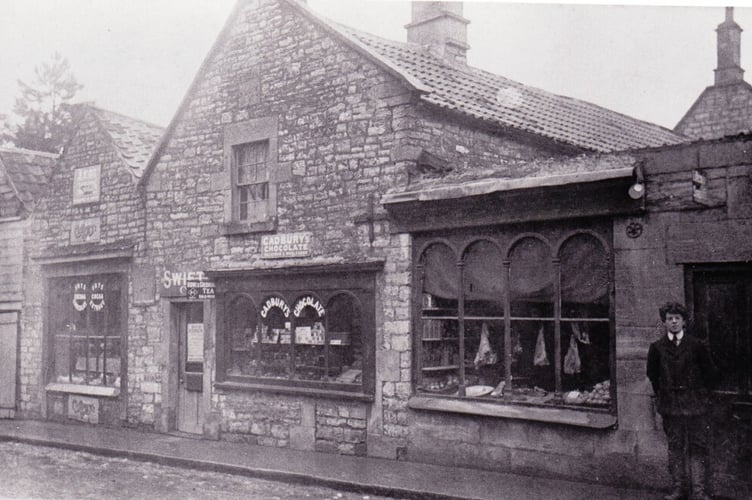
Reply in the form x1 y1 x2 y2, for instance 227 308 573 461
48 274 125 388
415 223 614 411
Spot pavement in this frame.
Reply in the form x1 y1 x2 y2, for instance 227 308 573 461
0 419 663 500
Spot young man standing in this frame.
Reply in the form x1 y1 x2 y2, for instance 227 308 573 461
647 302 717 500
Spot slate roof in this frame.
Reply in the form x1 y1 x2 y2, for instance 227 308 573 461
0 146 58 215
90 107 164 178
674 81 752 140
339 26 685 153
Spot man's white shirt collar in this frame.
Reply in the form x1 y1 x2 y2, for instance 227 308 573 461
668 331 684 343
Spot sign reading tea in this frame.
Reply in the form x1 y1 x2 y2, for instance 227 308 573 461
260 232 312 259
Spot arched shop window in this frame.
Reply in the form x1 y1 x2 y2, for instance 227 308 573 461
414 226 614 410
559 233 611 404
49 274 124 388
217 266 376 395
418 242 460 393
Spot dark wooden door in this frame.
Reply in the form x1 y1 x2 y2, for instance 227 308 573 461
690 267 752 495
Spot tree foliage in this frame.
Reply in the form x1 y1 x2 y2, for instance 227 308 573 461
8 52 83 153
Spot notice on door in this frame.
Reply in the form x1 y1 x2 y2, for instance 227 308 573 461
187 323 204 362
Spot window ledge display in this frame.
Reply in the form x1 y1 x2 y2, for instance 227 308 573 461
214 380 374 402
45 383 120 398
408 395 617 429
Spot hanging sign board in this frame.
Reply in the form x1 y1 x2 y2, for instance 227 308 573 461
161 269 215 299
260 232 312 259
186 323 205 362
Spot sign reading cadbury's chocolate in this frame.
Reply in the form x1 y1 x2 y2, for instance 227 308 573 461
260 232 312 259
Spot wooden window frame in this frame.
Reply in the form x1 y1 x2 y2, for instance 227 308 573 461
222 116 287 235
213 264 379 399
412 222 616 416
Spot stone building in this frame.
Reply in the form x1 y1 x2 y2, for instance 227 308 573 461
0 146 57 418
676 7 752 139
21 105 163 425
20 0 752 494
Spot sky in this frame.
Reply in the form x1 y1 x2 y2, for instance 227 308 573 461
1 1 751 132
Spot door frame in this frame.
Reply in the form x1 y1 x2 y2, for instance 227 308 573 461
160 298 214 435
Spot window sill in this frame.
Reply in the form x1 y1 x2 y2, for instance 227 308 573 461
408 395 617 429
222 219 277 236
215 380 374 402
45 383 120 398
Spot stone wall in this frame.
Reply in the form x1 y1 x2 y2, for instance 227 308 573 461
20 110 153 424
142 0 560 457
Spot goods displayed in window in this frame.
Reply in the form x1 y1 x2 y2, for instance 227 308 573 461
416 229 613 410
49 274 124 388
225 291 364 387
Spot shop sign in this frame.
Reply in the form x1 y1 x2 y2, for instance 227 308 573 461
260 296 290 318
73 282 88 311
260 232 312 259
68 395 99 424
161 270 215 299
90 282 105 311
293 295 325 318
72 165 101 205
70 217 101 245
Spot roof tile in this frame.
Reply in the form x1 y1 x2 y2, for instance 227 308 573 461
340 26 685 153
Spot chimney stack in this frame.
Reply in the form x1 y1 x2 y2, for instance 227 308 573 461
715 6 744 85
405 1 470 65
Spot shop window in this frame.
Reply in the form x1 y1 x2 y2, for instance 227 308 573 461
416 229 613 410
218 270 375 394
48 274 124 388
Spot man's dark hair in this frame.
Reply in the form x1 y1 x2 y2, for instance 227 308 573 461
659 302 688 321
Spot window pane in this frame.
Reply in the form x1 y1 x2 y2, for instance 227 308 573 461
559 234 611 405
419 243 460 393
226 295 257 377
326 294 362 385
252 296 291 379
463 241 505 393
235 142 267 185
237 183 268 222
509 238 554 398
293 295 327 382
50 275 123 387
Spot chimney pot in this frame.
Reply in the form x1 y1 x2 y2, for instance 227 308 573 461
715 6 744 85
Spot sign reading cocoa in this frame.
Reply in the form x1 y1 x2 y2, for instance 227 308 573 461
70 218 101 245
260 232 312 259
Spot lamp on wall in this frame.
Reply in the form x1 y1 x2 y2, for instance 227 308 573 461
628 162 646 200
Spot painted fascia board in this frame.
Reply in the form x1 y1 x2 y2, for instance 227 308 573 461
382 166 635 204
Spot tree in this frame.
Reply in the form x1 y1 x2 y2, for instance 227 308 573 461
8 52 83 153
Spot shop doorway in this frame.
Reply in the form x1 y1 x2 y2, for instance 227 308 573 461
688 265 752 491
173 302 205 434
0 312 18 418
